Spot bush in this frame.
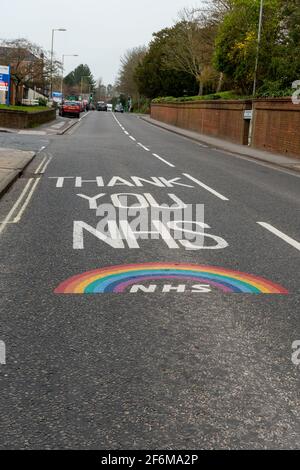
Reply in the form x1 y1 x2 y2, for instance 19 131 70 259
152 91 246 103
38 97 48 106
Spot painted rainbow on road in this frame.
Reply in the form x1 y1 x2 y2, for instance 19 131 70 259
54 263 288 294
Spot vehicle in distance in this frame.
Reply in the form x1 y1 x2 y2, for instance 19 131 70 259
97 101 107 111
114 103 124 113
107 103 113 112
59 101 81 118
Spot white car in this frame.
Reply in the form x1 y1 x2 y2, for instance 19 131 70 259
107 104 113 112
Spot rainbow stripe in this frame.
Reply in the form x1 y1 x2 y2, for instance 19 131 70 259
54 263 288 294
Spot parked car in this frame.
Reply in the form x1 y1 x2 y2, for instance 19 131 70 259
59 101 81 118
97 101 107 111
114 103 124 113
107 104 113 112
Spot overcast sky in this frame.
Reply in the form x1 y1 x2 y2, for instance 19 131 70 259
1 0 202 85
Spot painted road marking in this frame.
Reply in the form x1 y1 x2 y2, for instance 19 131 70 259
54 263 288 294
112 113 177 168
34 155 48 174
0 177 40 234
138 143 150 151
152 153 175 168
13 178 41 223
183 173 229 201
258 222 300 252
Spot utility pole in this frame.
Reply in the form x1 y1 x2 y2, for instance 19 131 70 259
253 0 264 96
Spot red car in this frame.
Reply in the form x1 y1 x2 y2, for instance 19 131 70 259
59 101 81 118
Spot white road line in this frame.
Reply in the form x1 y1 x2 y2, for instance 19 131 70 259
183 173 229 201
124 131 129 135
13 178 41 223
39 156 52 174
257 222 300 252
34 156 48 174
152 153 175 168
129 136 136 141
0 178 34 234
138 143 150 151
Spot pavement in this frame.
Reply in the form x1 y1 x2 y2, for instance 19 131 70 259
0 111 299 450
0 111 88 136
140 115 300 172
0 147 35 197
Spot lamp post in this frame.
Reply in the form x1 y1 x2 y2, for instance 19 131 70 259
80 75 90 96
50 28 67 100
61 54 78 97
253 0 264 96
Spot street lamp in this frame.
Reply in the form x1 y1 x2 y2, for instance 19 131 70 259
80 75 90 96
50 28 67 100
253 0 264 96
61 54 78 96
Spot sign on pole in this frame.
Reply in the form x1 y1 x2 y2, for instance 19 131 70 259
0 65 11 105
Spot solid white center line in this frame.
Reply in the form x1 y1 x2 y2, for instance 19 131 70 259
183 173 229 201
257 222 300 252
152 153 175 168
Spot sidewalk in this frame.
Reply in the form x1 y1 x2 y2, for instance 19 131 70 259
0 147 35 196
140 115 300 173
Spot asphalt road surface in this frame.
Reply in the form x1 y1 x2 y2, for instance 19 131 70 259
0 111 299 449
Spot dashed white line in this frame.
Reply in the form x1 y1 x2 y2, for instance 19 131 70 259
138 143 150 151
129 136 136 141
152 153 175 168
183 173 229 201
257 222 300 252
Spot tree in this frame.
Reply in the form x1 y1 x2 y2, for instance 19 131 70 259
64 64 96 96
160 10 218 95
213 0 281 94
0 38 60 100
117 46 146 105
135 28 198 99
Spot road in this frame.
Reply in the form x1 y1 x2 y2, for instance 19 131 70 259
0 111 299 449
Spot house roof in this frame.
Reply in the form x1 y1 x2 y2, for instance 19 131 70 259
0 46 37 62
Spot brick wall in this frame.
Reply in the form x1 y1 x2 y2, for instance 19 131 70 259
0 108 56 129
252 99 300 159
151 100 252 145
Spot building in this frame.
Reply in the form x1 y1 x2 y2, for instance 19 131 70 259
0 45 48 105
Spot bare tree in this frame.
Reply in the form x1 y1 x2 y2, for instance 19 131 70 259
161 8 218 95
117 46 147 102
0 38 61 100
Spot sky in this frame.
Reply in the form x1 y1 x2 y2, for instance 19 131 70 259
1 0 200 85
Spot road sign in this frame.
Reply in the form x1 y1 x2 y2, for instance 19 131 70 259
0 65 10 105
244 109 253 120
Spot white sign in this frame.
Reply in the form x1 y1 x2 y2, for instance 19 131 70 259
244 110 253 120
0 65 9 75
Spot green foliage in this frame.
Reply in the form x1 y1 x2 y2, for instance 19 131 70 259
64 64 96 92
135 28 199 99
152 90 246 103
38 97 48 106
0 105 49 112
214 0 300 95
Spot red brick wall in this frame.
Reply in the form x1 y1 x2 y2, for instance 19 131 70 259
252 99 300 159
0 108 56 129
151 101 252 145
